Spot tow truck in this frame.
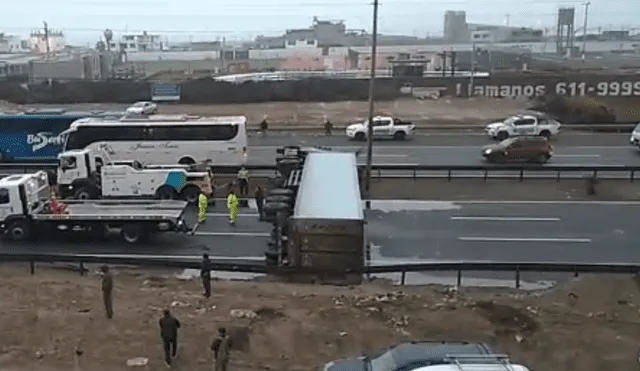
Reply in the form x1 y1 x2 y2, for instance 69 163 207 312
56 148 214 202
485 112 561 141
0 172 189 243
346 116 415 141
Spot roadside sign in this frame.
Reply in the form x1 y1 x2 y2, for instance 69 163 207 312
150 83 180 102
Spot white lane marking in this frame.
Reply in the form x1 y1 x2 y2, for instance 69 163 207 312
458 237 591 243
553 154 600 158
194 231 270 237
451 216 560 221
372 154 407 158
205 213 258 217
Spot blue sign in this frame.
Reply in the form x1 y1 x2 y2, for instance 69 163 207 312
151 83 180 102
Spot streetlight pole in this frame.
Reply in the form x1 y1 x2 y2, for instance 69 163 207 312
581 1 590 60
468 41 476 97
364 0 379 203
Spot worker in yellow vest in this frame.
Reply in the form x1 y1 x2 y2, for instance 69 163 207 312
226 190 238 225
198 190 208 223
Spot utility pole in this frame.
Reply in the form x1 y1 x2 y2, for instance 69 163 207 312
468 41 476 97
43 21 52 85
581 1 590 60
364 0 379 203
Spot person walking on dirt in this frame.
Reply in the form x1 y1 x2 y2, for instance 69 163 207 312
159 309 181 367
201 253 212 298
100 265 113 319
211 327 232 371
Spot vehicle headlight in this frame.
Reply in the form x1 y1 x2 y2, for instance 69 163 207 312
484 149 492 154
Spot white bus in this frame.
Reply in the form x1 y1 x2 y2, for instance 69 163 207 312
61 115 248 166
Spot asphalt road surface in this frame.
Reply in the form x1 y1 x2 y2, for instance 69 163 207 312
3 200 638 262
247 133 640 167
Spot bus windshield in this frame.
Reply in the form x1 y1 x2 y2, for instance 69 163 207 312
63 117 248 166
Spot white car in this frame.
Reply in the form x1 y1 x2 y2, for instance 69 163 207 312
629 123 640 147
346 116 415 141
485 114 561 141
126 101 158 115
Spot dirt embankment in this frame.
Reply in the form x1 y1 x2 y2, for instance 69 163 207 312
1 267 640 371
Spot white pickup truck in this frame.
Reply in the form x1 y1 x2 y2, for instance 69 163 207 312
346 116 415 141
485 113 561 141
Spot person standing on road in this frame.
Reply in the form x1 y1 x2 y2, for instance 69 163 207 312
237 167 249 197
259 116 268 137
198 189 208 224
159 309 181 367
201 253 212 298
100 265 113 319
254 186 264 220
226 190 238 225
324 119 333 136
211 327 232 371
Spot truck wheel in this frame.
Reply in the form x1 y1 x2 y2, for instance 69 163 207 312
155 186 176 200
121 224 148 243
393 131 406 140
178 157 195 165
539 130 551 139
74 187 94 200
7 221 30 241
496 131 509 141
181 185 200 203
354 133 366 141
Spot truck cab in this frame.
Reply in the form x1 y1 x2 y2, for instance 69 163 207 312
0 172 50 226
346 116 415 141
57 148 214 202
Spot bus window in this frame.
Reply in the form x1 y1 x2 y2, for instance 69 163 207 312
66 126 145 149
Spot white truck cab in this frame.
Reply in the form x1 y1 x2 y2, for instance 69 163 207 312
346 116 415 141
57 148 214 202
0 172 189 243
629 123 640 148
485 113 561 141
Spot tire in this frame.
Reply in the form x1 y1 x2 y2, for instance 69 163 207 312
121 224 144 244
496 131 509 141
155 186 175 200
73 187 94 200
181 185 200 203
354 133 366 141
393 131 406 140
539 130 551 139
7 220 29 241
178 157 195 165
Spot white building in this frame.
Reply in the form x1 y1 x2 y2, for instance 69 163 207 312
0 34 28 53
110 32 163 53
29 29 66 53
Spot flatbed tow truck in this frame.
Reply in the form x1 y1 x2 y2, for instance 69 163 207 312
0 172 190 243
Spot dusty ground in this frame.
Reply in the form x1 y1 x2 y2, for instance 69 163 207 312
236 177 640 201
1 98 529 126
1 267 640 371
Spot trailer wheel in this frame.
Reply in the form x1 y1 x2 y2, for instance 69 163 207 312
121 224 148 244
7 221 29 241
181 185 200 203
155 186 176 200
74 187 95 200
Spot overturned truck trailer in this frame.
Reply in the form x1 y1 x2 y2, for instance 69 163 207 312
285 151 365 284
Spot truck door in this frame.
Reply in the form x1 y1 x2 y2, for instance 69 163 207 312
512 118 536 136
0 188 13 220
372 119 392 138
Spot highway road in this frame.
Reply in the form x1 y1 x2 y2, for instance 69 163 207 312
3 200 638 262
246 133 640 167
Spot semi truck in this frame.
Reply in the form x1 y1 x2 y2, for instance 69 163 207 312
56 148 214 202
0 172 189 243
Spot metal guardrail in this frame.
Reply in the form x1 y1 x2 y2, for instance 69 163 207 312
2 164 640 181
3 253 640 288
246 122 639 133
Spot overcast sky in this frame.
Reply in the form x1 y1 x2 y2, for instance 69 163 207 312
1 0 638 44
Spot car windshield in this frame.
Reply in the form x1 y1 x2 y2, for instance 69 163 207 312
499 138 517 146
634 123 640 132
369 351 397 371
132 102 146 107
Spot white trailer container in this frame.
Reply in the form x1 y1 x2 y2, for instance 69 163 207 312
0 172 189 243
56 148 214 202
